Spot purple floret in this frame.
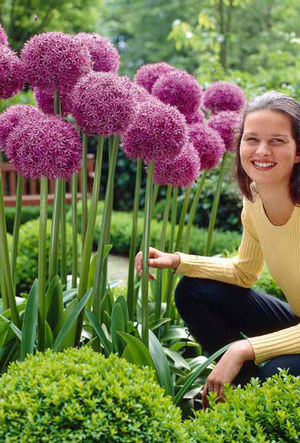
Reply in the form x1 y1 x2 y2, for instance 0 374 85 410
21 32 92 93
75 33 120 73
134 62 176 93
185 109 205 125
152 70 203 116
189 124 225 170
0 45 25 99
71 71 134 136
208 111 242 152
153 143 200 188
0 24 8 46
203 81 246 114
34 88 72 116
121 101 188 162
0 105 43 153
6 115 82 179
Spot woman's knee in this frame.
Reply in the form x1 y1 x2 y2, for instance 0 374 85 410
258 354 300 382
174 276 217 313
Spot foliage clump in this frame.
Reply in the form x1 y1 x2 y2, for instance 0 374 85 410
185 372 300 442
0 347 185 442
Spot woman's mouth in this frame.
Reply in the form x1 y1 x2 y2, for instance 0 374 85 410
251 161 276 171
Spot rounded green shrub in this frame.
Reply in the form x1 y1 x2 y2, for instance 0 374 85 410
185 372 300 442
0 347 185 442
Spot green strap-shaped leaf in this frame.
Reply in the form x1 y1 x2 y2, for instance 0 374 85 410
20 279 39 360
45 275 60 316
119 332 155 370
111 303 125 355
86 309 112 356
52 289 92 352
0 314 22 342
114 295 129 332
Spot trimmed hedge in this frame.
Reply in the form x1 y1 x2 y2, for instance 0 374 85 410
0 347 185 442
5 205 54 233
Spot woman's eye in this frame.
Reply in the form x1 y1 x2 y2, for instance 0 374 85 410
245 138 258 142
270 139 283 144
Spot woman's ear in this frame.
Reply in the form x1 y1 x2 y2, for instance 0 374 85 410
295 154 300 164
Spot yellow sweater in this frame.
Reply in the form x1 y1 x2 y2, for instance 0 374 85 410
175 194 300 364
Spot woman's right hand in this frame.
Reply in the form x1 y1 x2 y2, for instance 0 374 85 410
135 247 180 280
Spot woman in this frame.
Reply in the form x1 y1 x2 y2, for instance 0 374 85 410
135 91 300 407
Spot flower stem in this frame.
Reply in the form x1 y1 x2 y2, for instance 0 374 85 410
38 176 48 351
48 178 63 282
11 174 23 286
71 173 78 288
169 187 178 253
81 133 88 246
127 157 142 322
60 179 67 287
175 187 191 251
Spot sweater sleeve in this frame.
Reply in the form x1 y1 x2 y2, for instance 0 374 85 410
175 200 264 287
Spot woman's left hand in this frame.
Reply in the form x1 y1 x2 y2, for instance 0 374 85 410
202 340 254 409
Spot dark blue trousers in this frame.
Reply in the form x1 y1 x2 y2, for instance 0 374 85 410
175 277 300 385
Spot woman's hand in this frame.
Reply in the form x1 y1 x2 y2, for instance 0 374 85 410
135 247 180 280
202 340 255 409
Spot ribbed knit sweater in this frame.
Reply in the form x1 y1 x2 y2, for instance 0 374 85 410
175 193 300 364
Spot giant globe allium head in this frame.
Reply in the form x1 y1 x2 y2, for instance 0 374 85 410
71 71 135 136
0 105 43 153
203 81 246 114
126 80 153 105
21 32 92 93
185 109 205 125
153 143 200 188
75 33 120 73
208 111 242 152
152 70 203 116
134 62 176 93
6 115 82 179
34 88 72 116
121 101 188 162
0 46 25 99
189 124 225 170
0 24 8 46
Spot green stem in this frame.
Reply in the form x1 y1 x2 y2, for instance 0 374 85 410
205 153 230 256
152 184 159 213
60 179 67 287
71 173 78 288
169 187 178 253
0 263 8 311
127 157 142 322
175 187 191 251
81 134 88 246
11 174 23 286
38 176 48 351
48 179 63 282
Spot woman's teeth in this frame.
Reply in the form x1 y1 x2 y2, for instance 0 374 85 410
252 161 276 169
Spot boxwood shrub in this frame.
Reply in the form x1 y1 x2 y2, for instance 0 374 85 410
185 372 300 442
0 347 185 442
5 205 54 234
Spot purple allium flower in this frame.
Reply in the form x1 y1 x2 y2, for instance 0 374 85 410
127 80 153 105
6 115 81 179
0 45 25 99
153 143 200 188
189 124 225 170
134 62 176 93
34 88 72 116
71 71 134 136
121 100 188 162
208 111 242 152
0 24 8 46
0 104 43 153
75 33 120 73
185 109 205 125
21 32 92 93
203 81 246 114
152 70 203 116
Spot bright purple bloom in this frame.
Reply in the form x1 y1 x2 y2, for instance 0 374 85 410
21 32 92 93
34 88 72 116
153 143 200 188
189 124 225 170
134 62 176 93
152 70 203 116
185 109 205 125
203 81 246 114
71 71 134 136
127 80 153 105
0 105 43 153
208 111 242 152
75 33 120 73
0 25 8 46
121 101 188 162
6 115 82 179
0 45 25 99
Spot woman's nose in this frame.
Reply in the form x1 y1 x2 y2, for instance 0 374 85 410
255 141 271 156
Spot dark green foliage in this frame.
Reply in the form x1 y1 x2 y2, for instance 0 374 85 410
0 347 185 442
185 372 300 442
5 205 54 233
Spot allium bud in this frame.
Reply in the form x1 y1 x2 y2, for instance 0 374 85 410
0 46 25 99
185 109 205 125
189 124 225 170
134 62 176 93
75 33 120 73
71 71 135 136
34 88 72 116
0 24 8 46
6 115 82 179
153 143 200 188
204 81 246 114
121 101 188 162
208 111 242 152
152 70 203 116
0 105 43 153
21 32 92 93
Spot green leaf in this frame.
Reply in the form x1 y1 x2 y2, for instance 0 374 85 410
0 322 10 348
62 288 78 305
114 295 129 332
20 279 38 360
111 303 125 355
0 314 22 342
86 309 112 356
163 348 190 370
52 289 92 352
119 332 155 371
45 275 60 316
44 321 54 348
47 276 64 338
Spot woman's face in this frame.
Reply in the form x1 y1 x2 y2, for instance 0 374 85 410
240 109 300 191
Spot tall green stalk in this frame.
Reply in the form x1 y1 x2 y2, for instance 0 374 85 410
127 157 142 322
11 174 23 285
0 260 8 311
81 134 88 246
60 179 67 287
38 176 48 351
205 152 230 256
175 187 191 251
71 173 78 288
169 187 178 253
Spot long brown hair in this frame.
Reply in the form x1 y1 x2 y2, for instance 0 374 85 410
234 91 300 204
